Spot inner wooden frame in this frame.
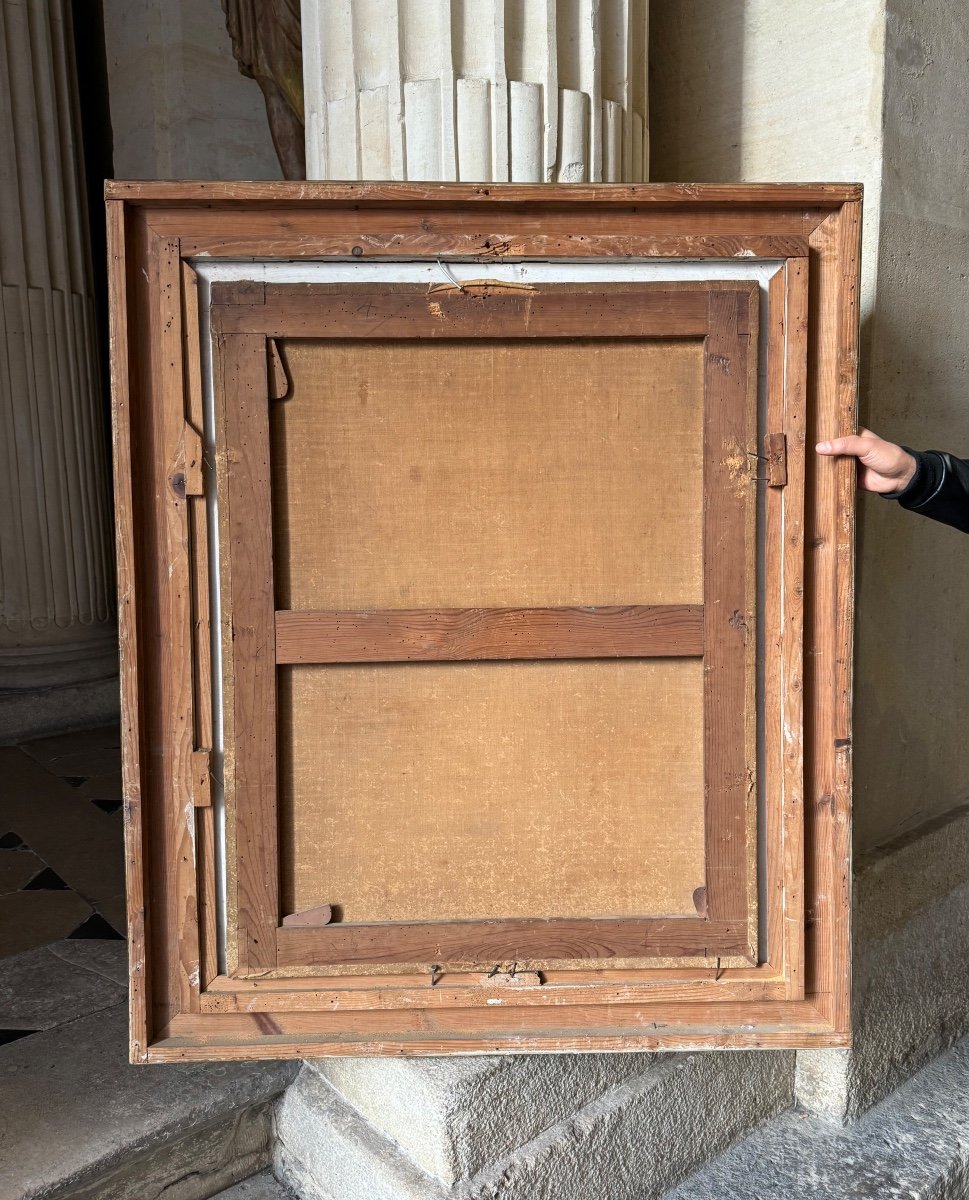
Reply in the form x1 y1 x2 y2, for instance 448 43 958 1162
212 282 759 972
107 182 857 1061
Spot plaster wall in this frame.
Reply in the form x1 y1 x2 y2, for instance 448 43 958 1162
649 0 885 313
650 0 969 851
102 0 280 180
851 0 969 850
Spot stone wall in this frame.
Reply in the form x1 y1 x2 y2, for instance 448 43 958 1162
650 0 969 852
850 0 969 851
102 0 280 181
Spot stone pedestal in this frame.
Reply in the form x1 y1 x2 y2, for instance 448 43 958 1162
0 0 117 737
274 1051 793 1199
301 0 648 182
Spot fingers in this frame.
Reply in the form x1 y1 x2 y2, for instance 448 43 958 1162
815 434 872 458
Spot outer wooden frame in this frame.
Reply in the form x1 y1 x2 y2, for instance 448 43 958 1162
107 182 857 1062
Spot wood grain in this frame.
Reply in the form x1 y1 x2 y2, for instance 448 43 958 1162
803 205 858 1035
274 605 704 664
217 332 280 973
105 178 862 204
213 284 714 338
107 199 150 1062
276 917 750 968
701 286 758 946
778 260 809 999
150 232 201 1018
181 261 219 990
199 975 788 1014
199 980 786 1014
148 995 840 1061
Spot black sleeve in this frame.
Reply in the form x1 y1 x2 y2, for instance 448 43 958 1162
888 449 969 534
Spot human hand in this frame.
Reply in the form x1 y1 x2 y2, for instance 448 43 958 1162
815 428 917 494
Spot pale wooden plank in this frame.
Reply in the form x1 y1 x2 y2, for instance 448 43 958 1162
804 207 857 1036
781 260 809 1000
105 179 863 205
199 978 792 1014
150 233 202 1017
107 199 151 1063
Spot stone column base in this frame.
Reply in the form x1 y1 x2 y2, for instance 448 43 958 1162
0 674 120 744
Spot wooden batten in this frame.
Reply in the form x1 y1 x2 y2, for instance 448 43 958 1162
274 606 705 664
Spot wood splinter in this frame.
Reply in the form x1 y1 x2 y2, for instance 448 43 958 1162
766 432 788 487
482 971 544 988
281 904 333 928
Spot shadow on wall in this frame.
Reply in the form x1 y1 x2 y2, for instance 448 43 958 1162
852 300 969 852
648 0 745 181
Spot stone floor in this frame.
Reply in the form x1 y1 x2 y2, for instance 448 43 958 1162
0 724 298 1199
0 724 126 1048
0 725 126 959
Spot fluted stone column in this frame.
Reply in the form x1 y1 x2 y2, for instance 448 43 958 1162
302 0 648 183
0 0 116 731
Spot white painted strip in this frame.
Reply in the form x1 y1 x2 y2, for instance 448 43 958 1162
195 269 226 974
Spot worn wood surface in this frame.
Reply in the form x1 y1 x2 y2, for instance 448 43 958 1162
199 978 786 1014
276 917 751 969
150 233 202 1019
213 283 715 338
778 260 809 999
274 605 705 663
216 332 280 973
803 204 858 1037
181 262 219 990
108 199 151 1062
108 184 857 1058
147 993 842 1060
701 286 758 945
105 179 862 204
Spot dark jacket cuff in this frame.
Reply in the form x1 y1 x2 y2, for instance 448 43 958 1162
888 448 969 534
885 448 942 505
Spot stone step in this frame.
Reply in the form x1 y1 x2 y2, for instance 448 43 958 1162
665 1031 969 1199
0 939 296 1200
211 1172 296 1200
274 1048 795 1199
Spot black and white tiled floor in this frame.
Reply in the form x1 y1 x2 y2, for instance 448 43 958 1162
0 725 297 1200
0 724 126 1047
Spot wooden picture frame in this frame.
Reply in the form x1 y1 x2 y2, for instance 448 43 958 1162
107 182 858 1062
